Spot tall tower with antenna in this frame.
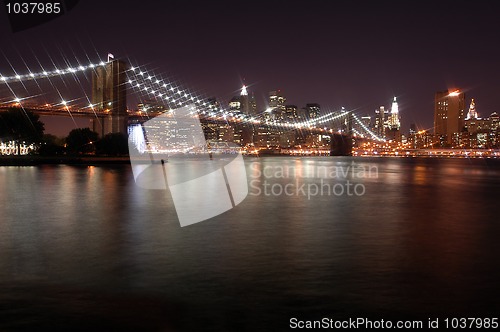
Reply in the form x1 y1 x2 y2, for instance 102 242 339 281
388 97 401 130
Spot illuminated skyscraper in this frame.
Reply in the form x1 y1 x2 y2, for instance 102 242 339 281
374 106 388 138
229 84 257 115
305 103 320 119
434 89 465 145
388 97 400 130
268 90 286 120
239 84 250 115
249 93 257 115
229 96 241 113
466 98 478 119
386 97 401 141
269 90 286 110
462 101 500 148
464 100 495 131
240 84 248 96
137 99 166 115
285 105 298 121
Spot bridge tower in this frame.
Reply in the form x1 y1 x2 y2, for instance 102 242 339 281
330 133 352 156
330 111 353 156
344 110 353 135
91 59 128 137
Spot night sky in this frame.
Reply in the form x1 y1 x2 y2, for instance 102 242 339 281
1 0 500 136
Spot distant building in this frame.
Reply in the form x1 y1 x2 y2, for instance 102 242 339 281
386 97 401 141
229 96 241 113
208 97 220 109
239 85 251 115
254 125 283 147
269 90 286 110
217 124 234 142
268 90 286 120
352 115 371 137
228 85 257 115
409 123 417 136
297 107 308 121
284 105 298 121
361 115 372 128
137 100 166 114
466 98 478 120
388 97 401 130
434 89 465 145
374 106 388 138
305 103 320 119
279 131 297 148
463 99 500 148
407 129 435 149
249 93 257 115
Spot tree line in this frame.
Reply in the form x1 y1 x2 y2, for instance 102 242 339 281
0 108 129 156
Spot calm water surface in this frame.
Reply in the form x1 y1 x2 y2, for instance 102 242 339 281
0 157 499 331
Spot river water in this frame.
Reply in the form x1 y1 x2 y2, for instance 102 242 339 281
0 157 499 331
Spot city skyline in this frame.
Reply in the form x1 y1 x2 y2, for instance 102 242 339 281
0 66 490 139
1 0 500 135
0 64 495 149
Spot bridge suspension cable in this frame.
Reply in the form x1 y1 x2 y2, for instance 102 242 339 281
0 58 386 140
351 113 385 141
127 64 364 132
0 61 108 83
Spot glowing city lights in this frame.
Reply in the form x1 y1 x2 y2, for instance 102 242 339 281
0 58 387 150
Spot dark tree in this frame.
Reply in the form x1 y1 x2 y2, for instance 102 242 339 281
65 128 99 154
38 134 65 156
0 108 45 154
95 133 129 156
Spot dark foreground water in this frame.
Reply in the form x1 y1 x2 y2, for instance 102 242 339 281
0 157 499 331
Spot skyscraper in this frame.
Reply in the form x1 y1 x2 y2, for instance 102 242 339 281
434 89 465 145
229 85 257 115
269 90 286 110
388 97 400 130
268 90 286 120
229 96 241 113
249 94 257 115
385 97 401 141
239 84 250 115
374 106 388 138
305 103 320 119
284 105 298 121
466 98 478 119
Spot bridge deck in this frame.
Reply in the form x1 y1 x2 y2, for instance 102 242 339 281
0 106 108 118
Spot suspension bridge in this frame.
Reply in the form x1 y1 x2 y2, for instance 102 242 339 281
0 58 384 156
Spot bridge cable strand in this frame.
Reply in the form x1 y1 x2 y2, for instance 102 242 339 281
1 60 385 140
127 64 364 132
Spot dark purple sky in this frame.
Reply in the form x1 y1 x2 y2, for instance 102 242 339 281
1 0 500 136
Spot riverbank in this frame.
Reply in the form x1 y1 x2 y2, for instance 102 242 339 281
0 155 131 166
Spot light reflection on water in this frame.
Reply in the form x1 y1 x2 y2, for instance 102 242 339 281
0 157 499 330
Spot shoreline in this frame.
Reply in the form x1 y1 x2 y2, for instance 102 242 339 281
1 154 500 166
0 156 131 166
